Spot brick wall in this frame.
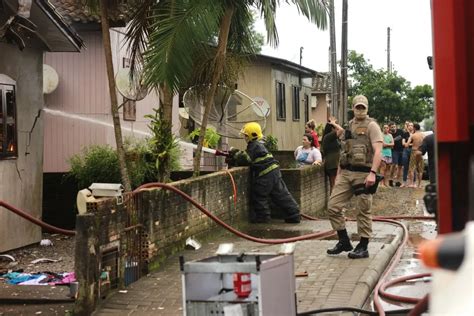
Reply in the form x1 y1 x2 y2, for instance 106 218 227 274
74 164 329 313
141 167 250 265
271 165 329 218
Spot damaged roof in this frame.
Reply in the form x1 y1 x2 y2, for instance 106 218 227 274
312 72 332 93
1 0 84 51
48 0 133 25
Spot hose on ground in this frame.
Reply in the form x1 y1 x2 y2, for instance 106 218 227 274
379 272 431 304
135 182 336 244
0 200 76 236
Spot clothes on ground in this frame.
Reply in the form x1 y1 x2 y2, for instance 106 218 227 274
294 146 322 167
1 271 76 285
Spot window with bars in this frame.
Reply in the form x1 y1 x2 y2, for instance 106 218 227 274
276 81 286 120
0 82 17 159
304 94 309 123
292 85 301 121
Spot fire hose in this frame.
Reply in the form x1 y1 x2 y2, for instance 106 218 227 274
1 175 436 314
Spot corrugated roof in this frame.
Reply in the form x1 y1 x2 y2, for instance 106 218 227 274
312 72 332 93
48 0 132 24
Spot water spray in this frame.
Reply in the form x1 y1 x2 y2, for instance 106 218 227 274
42 108 219 155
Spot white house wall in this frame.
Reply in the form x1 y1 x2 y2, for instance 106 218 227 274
43 30 157 173
0 44 44 252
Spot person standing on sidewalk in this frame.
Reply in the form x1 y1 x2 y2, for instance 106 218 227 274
326 95 383 259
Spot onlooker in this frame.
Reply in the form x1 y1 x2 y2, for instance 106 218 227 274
401 121 414 187
322 116 343 193
388 122 404 186
294 133 322 168
406 123 425 188
420 132 436 184
305 119 320 148
380 124 394 187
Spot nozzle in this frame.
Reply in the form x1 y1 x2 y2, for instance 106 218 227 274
214 149 230 157
419 233 465 271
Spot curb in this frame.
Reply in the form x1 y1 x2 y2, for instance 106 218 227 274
348 224 404 307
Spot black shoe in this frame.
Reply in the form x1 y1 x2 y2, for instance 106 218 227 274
348 245 369 259
327 240 353 255
284 215 300 224
389 180 394 187
395 181 402 187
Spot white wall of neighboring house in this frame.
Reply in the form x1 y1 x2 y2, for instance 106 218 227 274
43 29 159 173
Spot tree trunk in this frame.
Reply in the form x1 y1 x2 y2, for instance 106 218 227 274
193 5 234 177
329 0 339 120
99 0 132 191
158 83 173 182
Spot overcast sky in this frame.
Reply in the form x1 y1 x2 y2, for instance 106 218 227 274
255 0 433 87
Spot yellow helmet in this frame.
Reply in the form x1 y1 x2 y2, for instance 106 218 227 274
240 122 263 141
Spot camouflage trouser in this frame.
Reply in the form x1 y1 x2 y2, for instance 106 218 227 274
327 169 373 238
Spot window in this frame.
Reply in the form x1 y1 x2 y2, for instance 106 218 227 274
276 81 286 120
292 85 301 121
0 82 17 158
304 94 309 123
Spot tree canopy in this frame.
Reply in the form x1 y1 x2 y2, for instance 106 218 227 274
347 51 434 125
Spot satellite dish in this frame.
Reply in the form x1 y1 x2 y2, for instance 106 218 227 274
115 68 147 101
43 64 59 94
183 85 267 139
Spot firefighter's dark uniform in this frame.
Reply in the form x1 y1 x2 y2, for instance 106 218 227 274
246 139 300 223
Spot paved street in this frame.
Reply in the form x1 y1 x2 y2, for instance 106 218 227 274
93 219 404 315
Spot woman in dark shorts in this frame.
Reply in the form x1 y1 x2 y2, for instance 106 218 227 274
321 117 341 194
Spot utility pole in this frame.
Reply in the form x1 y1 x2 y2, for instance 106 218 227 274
340 0 348 124
299 46 303 65
329 0 338 119
387 27 391 73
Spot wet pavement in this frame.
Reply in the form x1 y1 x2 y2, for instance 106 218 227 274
91 219 409 315
0 186 436 315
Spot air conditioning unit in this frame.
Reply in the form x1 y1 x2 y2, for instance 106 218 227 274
311 96 317 108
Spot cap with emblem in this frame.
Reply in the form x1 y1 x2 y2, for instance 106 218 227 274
352 95 369 108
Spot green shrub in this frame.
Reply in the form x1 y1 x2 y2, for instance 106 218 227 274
69 145 122 189
264 135 278 151
188 127 221 149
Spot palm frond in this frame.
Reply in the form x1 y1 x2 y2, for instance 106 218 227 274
289 0 328 29
143 0 224 93
124 0 157 79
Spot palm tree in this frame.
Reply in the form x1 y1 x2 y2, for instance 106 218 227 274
98 0 132 191
194 0 327 176
130 0 328 176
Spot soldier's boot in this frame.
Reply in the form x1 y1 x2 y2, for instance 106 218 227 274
327 229 353 255
348 237 369 259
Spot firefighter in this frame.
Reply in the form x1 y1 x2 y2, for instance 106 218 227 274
240 122 301 224
326 95 383 259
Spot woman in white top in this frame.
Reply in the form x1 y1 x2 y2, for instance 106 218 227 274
294 134 323 168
